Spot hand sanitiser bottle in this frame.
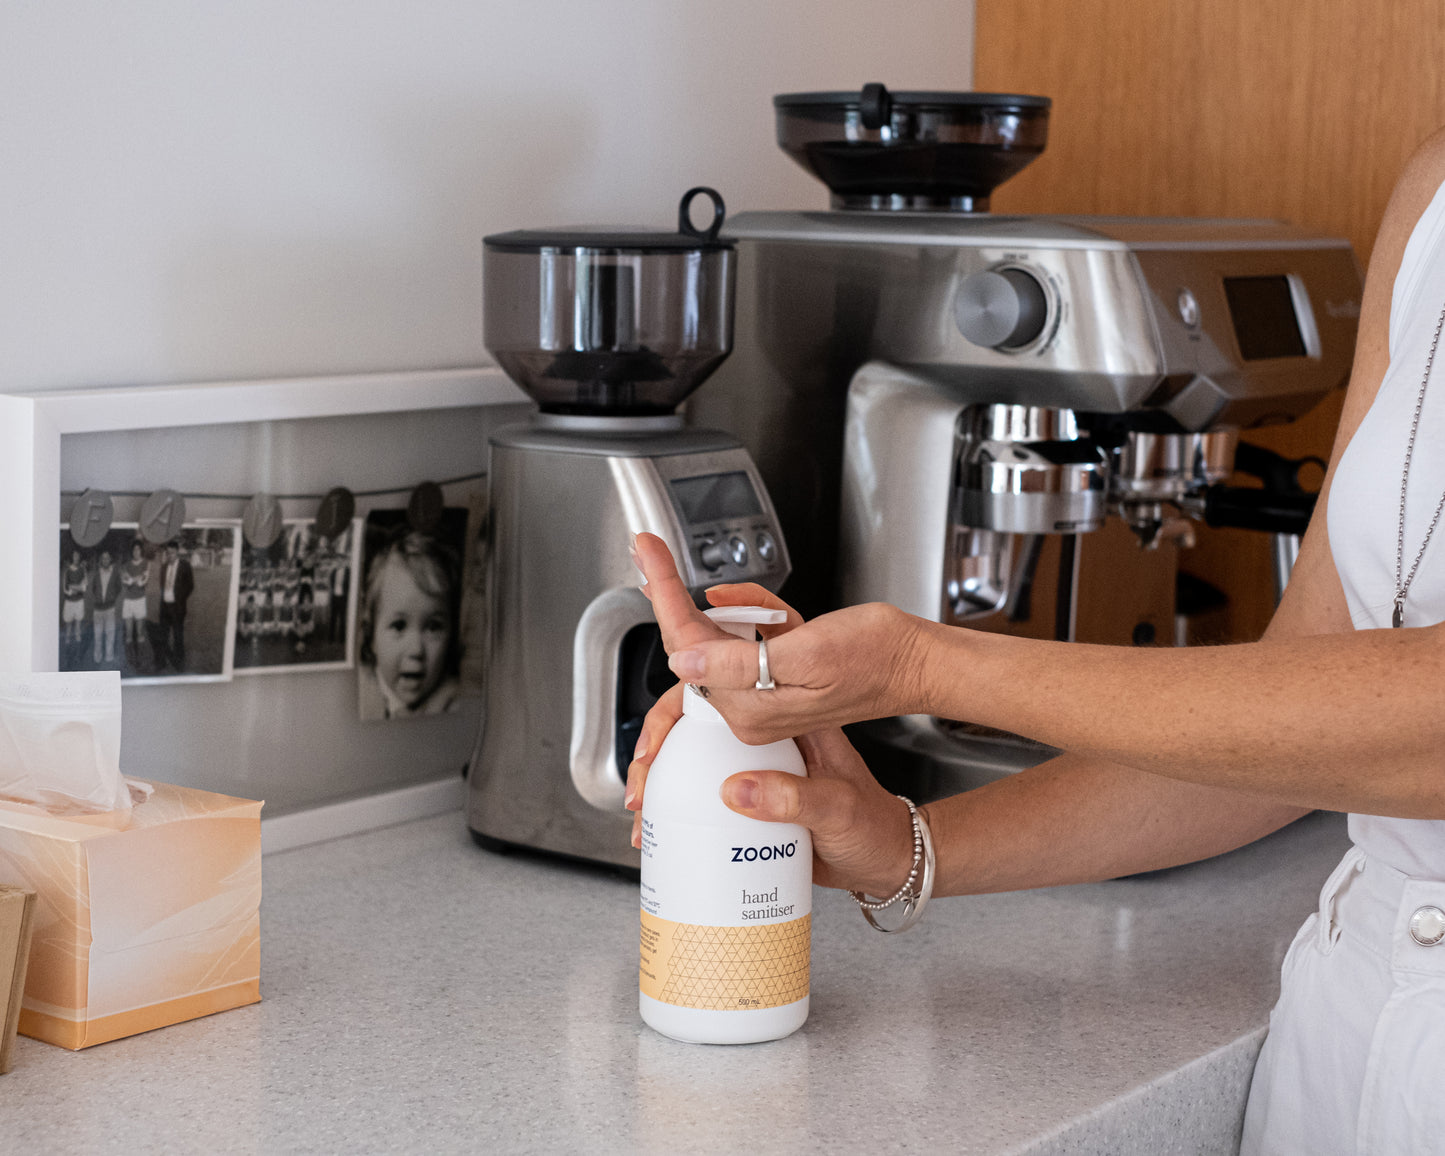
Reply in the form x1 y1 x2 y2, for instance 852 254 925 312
638 606 811 1044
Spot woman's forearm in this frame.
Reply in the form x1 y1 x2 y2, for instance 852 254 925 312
922 751 1308 896
916 620 1445 818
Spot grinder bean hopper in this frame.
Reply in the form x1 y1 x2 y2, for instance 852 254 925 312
468 188 790 872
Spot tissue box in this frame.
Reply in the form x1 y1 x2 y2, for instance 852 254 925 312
0 781 262 1050
0 885 36 1072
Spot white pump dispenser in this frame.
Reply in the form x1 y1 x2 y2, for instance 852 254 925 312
638 606 811 1044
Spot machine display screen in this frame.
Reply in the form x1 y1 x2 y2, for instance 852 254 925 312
1223 275 1307 360
670 471 762 524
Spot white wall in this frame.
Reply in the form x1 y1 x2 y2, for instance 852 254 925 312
1 1 975 815
0 0 975 394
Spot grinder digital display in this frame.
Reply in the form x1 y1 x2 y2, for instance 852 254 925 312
670 471 763 524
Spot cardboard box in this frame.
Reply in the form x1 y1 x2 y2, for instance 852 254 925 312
0 885 36 1072
0 781 262 1050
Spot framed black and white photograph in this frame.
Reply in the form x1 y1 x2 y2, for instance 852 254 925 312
356 507 470 721
58 522 241 684
234 518 361 675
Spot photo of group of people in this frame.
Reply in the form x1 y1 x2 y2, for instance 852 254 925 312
59 502 486 719
59 524 239 684
235 520 356 674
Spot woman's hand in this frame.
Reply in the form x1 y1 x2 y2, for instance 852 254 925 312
624 666 918 897
624 680 682 849
623 531 803 848
728 727 920 895
625 694 918 895
631 532 933 746
624 533 922 897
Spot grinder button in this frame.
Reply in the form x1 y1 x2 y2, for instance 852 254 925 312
699 539 728 570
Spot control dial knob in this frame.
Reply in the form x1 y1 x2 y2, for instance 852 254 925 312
954 267 1050 350
699 537 748 571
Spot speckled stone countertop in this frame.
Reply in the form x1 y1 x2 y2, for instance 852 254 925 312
1 807 1350 1155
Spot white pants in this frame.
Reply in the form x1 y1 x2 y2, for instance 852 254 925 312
1242 845 1445 1154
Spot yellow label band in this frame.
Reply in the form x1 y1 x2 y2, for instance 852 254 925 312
639 909 811 1011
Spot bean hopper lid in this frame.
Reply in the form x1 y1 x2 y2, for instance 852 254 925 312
483 188 736 416
775 84 1051 212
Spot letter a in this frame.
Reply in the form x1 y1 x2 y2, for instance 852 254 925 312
144 496 175 537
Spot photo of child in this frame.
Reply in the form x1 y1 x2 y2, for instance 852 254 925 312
356 509 468 721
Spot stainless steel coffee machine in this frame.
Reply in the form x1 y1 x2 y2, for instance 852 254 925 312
688 87 1364 795
467 189 790 871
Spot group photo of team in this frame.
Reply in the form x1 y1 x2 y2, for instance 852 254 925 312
58 523 240 684
234 520 358 674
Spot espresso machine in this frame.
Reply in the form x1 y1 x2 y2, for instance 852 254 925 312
467 189 791 871
687 86 1364 795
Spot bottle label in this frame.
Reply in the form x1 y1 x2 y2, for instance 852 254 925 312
639 814 812 1010
639 909 811 1010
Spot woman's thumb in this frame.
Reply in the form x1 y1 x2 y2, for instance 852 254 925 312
721 770 844 832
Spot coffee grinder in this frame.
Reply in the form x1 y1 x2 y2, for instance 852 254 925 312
467 188 791 872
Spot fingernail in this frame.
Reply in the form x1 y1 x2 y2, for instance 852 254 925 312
623 779 636 809
722 776 760 810
669 650 706 680
633 730 649 759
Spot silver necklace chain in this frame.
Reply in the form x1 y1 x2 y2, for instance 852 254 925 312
1393 300 1445 627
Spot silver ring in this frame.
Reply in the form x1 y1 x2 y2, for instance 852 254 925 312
755 639 776 691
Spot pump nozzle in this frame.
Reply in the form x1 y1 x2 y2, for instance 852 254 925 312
703 605 787 641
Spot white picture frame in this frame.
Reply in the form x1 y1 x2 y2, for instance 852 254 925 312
0 367 523 674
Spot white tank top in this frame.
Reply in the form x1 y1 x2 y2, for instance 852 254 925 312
1328 176 1445 878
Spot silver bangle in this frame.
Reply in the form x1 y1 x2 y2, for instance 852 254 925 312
849 796 936 934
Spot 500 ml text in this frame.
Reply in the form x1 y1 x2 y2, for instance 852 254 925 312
730 841 798 862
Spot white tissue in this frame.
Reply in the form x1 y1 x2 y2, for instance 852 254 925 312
0 671 129 815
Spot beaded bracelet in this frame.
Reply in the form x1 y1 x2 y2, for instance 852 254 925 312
849 795 936 934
